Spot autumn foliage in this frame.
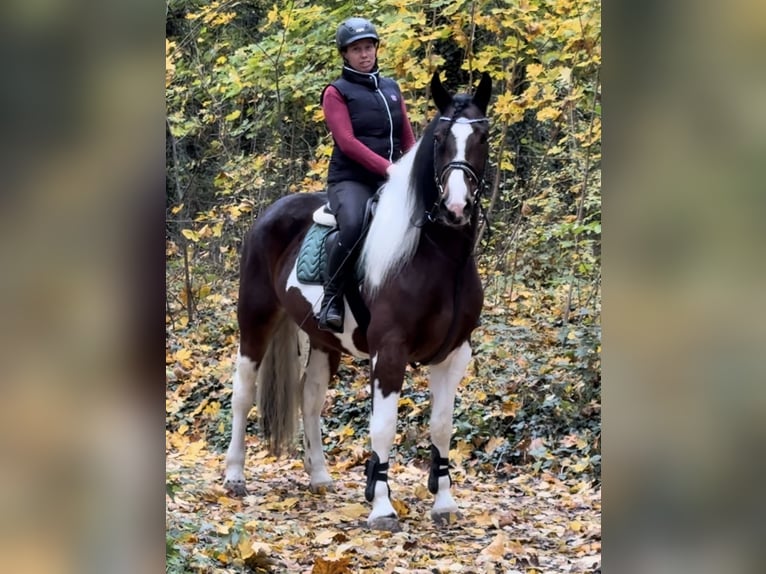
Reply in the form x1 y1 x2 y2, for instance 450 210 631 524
167 0 600 571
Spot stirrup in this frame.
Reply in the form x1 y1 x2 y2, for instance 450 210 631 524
318 296 344 333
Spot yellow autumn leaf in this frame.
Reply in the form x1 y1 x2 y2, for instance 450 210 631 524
526 63 544 78
225 109 241 121
216 520 233 535
174 348 192 368
536 106 560 122
238 537 272 559
202 400 219 417
181 229 199 242
391 498 409 517
227 205 241 220
450 439 473 466
413 484 430 500
197 284 211 299
179 439 205 461
500 158 515 171
264 497 299 511
337 503 368 520
502 399 520 416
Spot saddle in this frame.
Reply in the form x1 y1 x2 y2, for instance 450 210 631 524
296 195 379 285
296 194 379 333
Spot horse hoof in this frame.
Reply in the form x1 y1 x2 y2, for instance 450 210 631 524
369 515 401 532
309 481 335 494
223 479 248 497
431 510 461 526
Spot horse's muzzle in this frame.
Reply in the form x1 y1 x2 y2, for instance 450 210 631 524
439 202 472 227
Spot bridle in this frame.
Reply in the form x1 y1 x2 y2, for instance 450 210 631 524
426 116 489 224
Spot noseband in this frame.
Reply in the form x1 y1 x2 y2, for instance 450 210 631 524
426 116 489 223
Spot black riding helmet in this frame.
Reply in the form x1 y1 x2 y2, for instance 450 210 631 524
335 17 379 51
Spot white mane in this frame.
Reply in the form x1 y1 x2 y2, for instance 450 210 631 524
359 139 422 296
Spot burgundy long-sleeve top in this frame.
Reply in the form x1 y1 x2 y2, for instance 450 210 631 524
322 84 417 178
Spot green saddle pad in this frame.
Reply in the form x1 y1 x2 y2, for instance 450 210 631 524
296 223 334 284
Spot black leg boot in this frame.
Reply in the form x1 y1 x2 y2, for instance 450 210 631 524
318 240 349 333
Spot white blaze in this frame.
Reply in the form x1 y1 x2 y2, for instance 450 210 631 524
444 122 473 218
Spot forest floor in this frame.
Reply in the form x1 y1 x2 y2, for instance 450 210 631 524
166 273 601 573
166 438 600 573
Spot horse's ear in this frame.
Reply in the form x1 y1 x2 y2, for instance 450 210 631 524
472 72 492 115
431 71 452 114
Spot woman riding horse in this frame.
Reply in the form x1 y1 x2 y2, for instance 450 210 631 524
318 17 416 332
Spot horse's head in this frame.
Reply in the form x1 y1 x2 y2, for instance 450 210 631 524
428 71 492 227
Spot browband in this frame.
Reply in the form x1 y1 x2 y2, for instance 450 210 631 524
438 117 489 124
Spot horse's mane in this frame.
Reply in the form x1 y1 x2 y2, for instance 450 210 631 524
360 94 474 296
359 136 423 296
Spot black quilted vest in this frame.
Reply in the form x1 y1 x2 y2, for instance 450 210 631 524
321 66 405 187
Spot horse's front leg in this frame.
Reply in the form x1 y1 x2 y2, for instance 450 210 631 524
428 340 472 524
365 347 407 532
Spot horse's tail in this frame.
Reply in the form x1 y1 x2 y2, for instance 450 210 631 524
256 313 301 457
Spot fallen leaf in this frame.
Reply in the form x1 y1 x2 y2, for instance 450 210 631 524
479 531 507 561
413 484 430 500
244 549 275 572
264 497 299 511
484 436 507 454
312 555 352 574
391 498 409 517
337 503 368 521
569 520 583 532
314 529 337 545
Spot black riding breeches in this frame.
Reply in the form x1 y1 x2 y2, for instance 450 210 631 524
327 180 378 252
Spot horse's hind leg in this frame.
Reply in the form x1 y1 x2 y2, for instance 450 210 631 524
301 347 339 492
224 347 260 496
428 340 472 524
224 268 280 496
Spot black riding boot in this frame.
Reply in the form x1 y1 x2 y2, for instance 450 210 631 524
318 240 350 333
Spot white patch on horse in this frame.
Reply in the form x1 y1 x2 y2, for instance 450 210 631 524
286 262 368 358
444 122 473 218
368 375 400 523
361 140 422 295
224 349 258 490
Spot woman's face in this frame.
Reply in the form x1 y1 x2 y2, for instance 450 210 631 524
343 39 377 73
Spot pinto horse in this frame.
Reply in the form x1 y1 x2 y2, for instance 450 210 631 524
224 71 492 531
